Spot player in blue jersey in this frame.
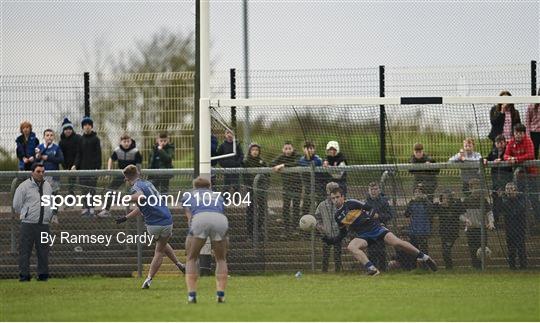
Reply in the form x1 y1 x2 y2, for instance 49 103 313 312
115 165 185 289
330 187 437 276
182 176 228 304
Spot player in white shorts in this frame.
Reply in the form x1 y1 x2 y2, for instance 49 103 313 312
182 176 228 304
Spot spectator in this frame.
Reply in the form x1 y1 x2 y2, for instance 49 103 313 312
299 141 324 215
448 138 482 195
409 143 438 199
484 134 513 226
434 189 465 269
315 182 342 272
59 118 80 196
271 141 301 233
73 116 102 217
504 123 540 221
323 140 347 194
489 90 521 145
501 182 528 269
404 184 433 256
526 88 540 158
460 178 495 270
99 134 143 218
12 163 53 281
16 121 39 171
216 129 244 193
243 143 269 243
148 132 175 194
365 182 396 271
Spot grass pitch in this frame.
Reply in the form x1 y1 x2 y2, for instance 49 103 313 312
1 271 538 321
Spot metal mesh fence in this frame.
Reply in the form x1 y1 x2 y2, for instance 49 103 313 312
1 162 539 279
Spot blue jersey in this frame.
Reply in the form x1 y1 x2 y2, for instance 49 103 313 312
130 179 172 226
334 199 380 235
182 189 225 217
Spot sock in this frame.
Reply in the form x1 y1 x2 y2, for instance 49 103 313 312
417 252 429 261
176 262 183 269
145 276 152 281
217 291 225 298
188 291 196 302
364 261 375 271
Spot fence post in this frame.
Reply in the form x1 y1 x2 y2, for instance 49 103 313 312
532 60 537 96
84 72 90 117
230 68 237 130
379 65 386 164
309 166 316 271
478 159 487 271
10 177 19 254
136 213 143 278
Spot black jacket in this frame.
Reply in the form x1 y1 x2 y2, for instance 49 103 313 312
271 152 300 187
488 105 521 142
217 140 244 168
434 199 465 238
149 143 174 169
486 147 513 190
75 131 102 170
59 132 81 169
111 140 143 169
243 155 269 190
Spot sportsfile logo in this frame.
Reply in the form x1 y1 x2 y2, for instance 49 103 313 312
41 191 251 209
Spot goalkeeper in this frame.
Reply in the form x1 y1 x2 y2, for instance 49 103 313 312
115 165 185 289
329 187 437 276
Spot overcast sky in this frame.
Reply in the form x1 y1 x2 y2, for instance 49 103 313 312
1 0 539 75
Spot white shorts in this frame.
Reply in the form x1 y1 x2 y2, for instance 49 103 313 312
146 224 173 238
189 212 228 241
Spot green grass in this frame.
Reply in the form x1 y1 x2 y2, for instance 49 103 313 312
1 271 538 321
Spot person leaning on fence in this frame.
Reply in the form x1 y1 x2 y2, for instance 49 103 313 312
243 142 269 243
323 140 348 195
12 163 53 282
365 181 396 271
16 121 39 171
484 134 513 226
504 123 540 221
448 138 482 195
299 141 325 216
99 133 143 218
271 141 301 234
460 178 495 270
525 88 540 159
433 189 465 269
315 182 342 273
148 132 175 194
59 118 81 196
72 116 102 218
489 90 521 145
404 184 434 258
500 182 528 270
216 129 244 193
409 143 438 199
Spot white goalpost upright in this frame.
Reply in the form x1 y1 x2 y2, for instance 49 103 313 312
199 0 212 179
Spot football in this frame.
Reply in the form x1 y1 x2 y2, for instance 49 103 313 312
476 247 492 259
299 214 317 231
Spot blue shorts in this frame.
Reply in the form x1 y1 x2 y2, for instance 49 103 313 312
356 226 389 244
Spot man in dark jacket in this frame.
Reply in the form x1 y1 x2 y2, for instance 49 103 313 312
243 143 269 243
73 116 102 217
59 118 81 195
216 129 244 193
13 163 53 281
409 143 438 200
501 182 528 269
434 189 465 269
148 132 175 194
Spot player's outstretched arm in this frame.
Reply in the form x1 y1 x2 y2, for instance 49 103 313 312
115 207 142 224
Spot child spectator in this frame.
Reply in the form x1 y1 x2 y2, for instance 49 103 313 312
460 178 495 270
365 182 396 271
16 121 39 171
404 184 433 255
484 134 513 226
243 143 269 243
504 123 540 221
434 189 465 269
525 89 540 158
271 141 301 233
98 134 142 217
73 116 102 217
148 132 175 194
35 129 64 194
501 182 528 269
299 141 324 215
488 90 521 145
409 143 438 199
59 118 80 196
315 182 343 272
216 129 244 193
323 140 347 194
448 138 482 194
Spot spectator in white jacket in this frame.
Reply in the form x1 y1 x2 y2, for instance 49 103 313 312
449 137 483 195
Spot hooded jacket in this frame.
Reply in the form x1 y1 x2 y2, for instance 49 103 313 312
36 142 64 171
111 139 143 169
13 177 53 224
365 193 395 226
149 143 174 169
404 196 433 236
59 131 81 169
243 146 269 190
504 135 537 175
217 140 244 168
75 131 102 170
16 132 40 170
